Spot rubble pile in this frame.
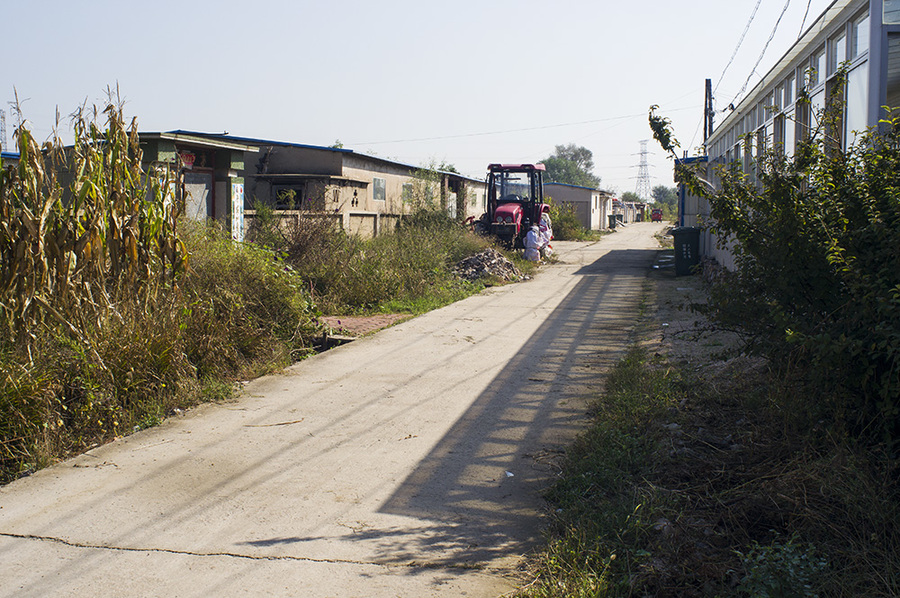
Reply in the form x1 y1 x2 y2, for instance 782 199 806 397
453 248 523 282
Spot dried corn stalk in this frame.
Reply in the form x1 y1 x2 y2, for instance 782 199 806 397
0 97 186 350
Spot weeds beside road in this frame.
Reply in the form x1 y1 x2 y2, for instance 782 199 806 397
519 263 900 597
0 103 533 484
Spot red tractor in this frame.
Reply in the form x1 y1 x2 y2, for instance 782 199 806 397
475 163 550 248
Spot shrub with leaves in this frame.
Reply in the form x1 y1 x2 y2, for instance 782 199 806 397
546 196 586 241
650 95 900 445
736 533 828 598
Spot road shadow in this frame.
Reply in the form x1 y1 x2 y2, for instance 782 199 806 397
372 247 660 567
0 247 662 595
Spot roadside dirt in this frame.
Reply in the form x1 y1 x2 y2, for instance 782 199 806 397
645 248 742 367
319 313 411 336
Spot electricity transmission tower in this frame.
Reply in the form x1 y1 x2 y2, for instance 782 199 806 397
634 140 652 201
0 110 6 152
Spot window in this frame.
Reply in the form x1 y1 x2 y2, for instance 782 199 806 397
828 32 847 75
402 183 413 203
811 89 826 130
885 0 900 24
761 93 774 123
774 113 785 152
887 34 900 111
784 74 795 105
846 61 869 146
272 185 304 209
373 177 386 202
774 84 784 111
784 110 796 157
851 13 870 60
810 48 826 87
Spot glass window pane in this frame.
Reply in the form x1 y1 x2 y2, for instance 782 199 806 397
785 110 795 157
814 49 826 86
846 62 869 146
885 0 900 24
785 75 795 104
829 33 847 74
888 34 900 110
852 13 870 58
811 89 826 127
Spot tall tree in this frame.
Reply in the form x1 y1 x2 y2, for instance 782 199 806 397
651 185 677 209
542 144 601 188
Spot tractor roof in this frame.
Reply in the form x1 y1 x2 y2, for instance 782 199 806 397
488 163 546 172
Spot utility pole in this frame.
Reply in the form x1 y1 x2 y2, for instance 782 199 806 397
635 140 652 201
704 78 714 146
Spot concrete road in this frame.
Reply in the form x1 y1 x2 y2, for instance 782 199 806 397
0 222 667 597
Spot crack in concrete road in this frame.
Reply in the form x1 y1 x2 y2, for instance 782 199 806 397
0 531 496 573
0 226 668 597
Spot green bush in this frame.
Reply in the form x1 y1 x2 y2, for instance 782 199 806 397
736 533 828 598
651 98 900 446
252 203 491 313
0 221 321 483
179 222 319 377
547 197 586 240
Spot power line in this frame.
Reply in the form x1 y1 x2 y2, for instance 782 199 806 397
713 0 764 97
695 0 763 152
348 114 644 146
348 106 698 147
798 0 814 38
729 0 793 107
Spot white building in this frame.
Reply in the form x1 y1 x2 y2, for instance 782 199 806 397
700 0 899 267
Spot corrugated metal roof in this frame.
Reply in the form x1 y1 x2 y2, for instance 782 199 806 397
167 130 486 184
168 130 352 154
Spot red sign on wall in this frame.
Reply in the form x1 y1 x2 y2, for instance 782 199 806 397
179 151 196 169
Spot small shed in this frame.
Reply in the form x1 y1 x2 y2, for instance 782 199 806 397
543 182 611 230
139 132 259 241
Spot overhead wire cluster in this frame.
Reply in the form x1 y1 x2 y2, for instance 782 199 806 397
691 0 803 150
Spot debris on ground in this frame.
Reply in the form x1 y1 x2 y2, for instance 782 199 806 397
453 248 523 282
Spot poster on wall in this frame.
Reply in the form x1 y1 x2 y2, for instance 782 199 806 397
232 182 245 241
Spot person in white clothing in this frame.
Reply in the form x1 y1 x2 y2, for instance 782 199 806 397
539 213 553 258
524 224 543 261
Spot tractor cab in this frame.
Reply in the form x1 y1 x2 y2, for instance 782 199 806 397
481 163 548 248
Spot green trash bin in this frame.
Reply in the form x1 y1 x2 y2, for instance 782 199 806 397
608 214 617 229
669 226 701 276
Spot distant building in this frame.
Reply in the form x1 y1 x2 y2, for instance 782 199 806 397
171 132 487 238
139 132 258 242
543 182 612 230
1 151 18 167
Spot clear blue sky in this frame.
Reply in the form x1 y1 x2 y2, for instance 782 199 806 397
4 0 833 196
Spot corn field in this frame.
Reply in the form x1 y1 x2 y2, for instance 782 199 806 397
0 100 185 350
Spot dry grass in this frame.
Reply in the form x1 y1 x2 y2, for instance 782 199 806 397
520 268 900 597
